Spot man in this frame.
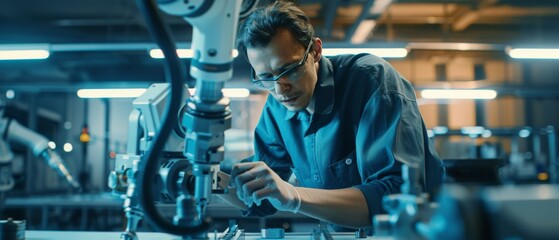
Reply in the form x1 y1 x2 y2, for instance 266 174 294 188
217 1 444 230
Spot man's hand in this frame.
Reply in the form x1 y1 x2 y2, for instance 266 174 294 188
230 162 301 212
215 171 249 211
221 165 371 228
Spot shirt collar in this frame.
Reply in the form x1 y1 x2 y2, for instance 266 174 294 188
285 56 335 120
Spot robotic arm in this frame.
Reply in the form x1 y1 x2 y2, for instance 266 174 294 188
108 0 258 239
155 0 261 220
156 0 244 224
0 114 81 191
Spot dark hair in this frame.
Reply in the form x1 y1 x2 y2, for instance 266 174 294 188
237 1 316 60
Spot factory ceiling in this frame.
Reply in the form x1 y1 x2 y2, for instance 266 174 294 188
1 0 559 92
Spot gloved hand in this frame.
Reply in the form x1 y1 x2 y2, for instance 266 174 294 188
230 161 301 213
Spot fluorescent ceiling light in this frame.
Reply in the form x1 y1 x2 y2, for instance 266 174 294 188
77 88 250 99
461 126 485 135
77 88 148 98
0 44 50 60
188 88 250 98
421 89 497 99
322 48 407 58
518 128 531 138
507 48 559 59
432 126 448 135
150 49 239 59
0 50 49 60
222 88 250 98
409 42 502 51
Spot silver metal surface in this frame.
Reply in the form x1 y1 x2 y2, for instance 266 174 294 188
3 193 309 218
4 193 311 232
25 231 388 240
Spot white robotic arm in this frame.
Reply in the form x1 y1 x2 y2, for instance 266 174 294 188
5 118 50 157
0 116 80 190
155 0 255 215
158 0 241 85
109 0 258 238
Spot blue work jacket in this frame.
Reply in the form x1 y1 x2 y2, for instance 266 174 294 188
244 54 444 224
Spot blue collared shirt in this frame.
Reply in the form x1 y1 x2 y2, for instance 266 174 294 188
246 54 444 223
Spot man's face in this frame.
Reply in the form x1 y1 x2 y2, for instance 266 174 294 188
247 29 319 112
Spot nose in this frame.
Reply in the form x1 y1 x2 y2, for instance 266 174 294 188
274 80 291 95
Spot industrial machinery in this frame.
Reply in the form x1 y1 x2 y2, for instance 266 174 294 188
0 100 81 211
426 184 559 240
108 84 196 240
372 148 559 240
428 126 557 184
108 0 259 239
373 166 559 240
372 165 438 240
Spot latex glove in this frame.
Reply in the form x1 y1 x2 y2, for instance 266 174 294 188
230 162 301 213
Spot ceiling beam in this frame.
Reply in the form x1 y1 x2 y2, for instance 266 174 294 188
346 0 395 43
319 0 341 39
497 0 559 7
451 0 496 31
452 10 479 31
453 4 559 31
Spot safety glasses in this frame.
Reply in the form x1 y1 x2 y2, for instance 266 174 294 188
250 39 313 90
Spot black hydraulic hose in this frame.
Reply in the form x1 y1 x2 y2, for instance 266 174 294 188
134 0 212 236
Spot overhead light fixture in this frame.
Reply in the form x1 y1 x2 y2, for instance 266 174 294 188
420 89 497 99
188 88 250 98
461 126 488 138
0 44 50 60
0 50 50 60
322 48 408 58
0 46 50 61
506 47 559 59
77 88 148 98
221 88 251 98
150 49 239 59
461 126 485 135
77 88 250 99
432 126 449 135
518 128 531 138
481 129 492 138
409 42 503 51
152 46 407 59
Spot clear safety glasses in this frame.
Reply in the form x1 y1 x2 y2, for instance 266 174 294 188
250 39 313 90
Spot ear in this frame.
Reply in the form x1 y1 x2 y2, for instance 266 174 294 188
312 37 322 62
